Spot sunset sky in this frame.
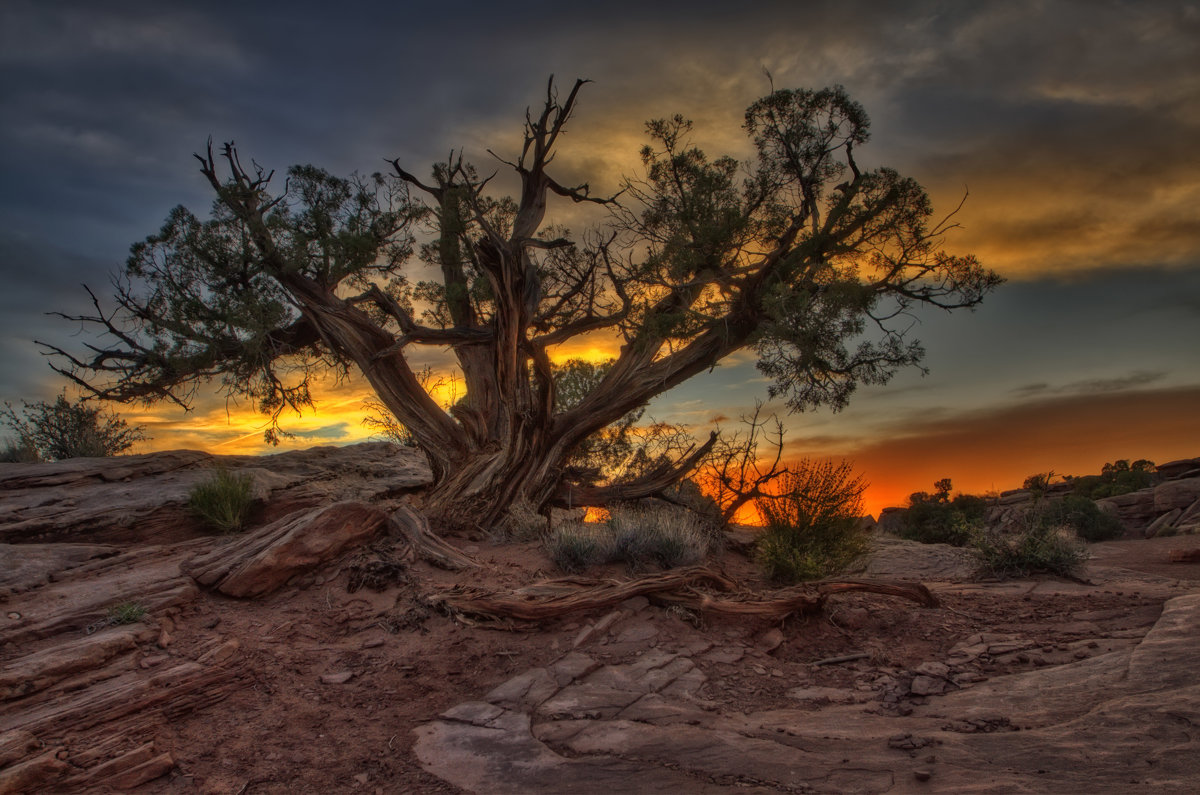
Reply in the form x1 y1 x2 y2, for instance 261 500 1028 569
1 0 1197 517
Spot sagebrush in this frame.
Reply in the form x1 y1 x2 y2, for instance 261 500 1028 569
544 504 717 573
1 392 145 461
972 518 1088 578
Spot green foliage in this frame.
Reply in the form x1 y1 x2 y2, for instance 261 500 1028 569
0 392 146 461
1037 495 1125 542
972 520 1088 579
1071 459 1156 500
50 82 999 524
106 602 147 625
0 438 41 463
188 468 256 533
754 459 869 583
1021 471 1057 494
544 504 718 574
900 482 987 546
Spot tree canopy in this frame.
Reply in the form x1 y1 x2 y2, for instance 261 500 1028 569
45 78 1001 527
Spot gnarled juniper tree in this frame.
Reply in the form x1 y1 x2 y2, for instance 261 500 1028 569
45 79 1000 528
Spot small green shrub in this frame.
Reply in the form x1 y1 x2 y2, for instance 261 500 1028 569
754 459 870 583
106 601 147 625
1039 495 1125 542
972 521 1088 578
899 488 987 546
188 468 255 533
1071 459 1155 500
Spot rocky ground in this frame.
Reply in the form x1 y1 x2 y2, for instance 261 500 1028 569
3 446 1200 793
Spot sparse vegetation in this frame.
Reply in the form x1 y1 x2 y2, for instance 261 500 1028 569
1038 494 1126 542
972 518 1088 579
899 479 987 546
188 468 256 533
0 437 41 463
754 459 869 583
544 504 717 574
105 601 147 625
0 392 146 461
1070 459 1156 500
496 499 548 542
1021 470 1058 494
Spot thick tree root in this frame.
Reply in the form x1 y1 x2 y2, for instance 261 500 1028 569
424 566 937 625
391 506 484 571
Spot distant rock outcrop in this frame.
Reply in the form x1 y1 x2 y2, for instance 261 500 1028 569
876 456 1200 539
183 501 391 598
0 442 432 546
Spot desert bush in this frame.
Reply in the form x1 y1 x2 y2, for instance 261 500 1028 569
0 392 146 461
899 484 987 546
188 468 255 533
544 522 612 573
1071 459 1155 500
972 519 1088 579
754 459 869 583
0 438 41 463
496 499 548 541
607 505 716 569
1038 495 1125 542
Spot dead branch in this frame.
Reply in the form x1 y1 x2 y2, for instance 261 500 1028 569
423 566 936 625
390 506 483 571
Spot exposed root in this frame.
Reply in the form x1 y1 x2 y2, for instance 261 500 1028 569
424 566 936 626
390 506 483 571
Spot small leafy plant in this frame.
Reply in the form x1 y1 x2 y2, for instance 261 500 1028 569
106 601 146 625
188 467 255 533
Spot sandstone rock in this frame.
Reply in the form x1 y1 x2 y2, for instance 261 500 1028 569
1096 489 1157 532
756 628 784 652
0 731 38 768
915 661 950 678
1154 477 1200 513
0 625 155 700
1156 457 1200 480
1145 508 1182 538
910 675 947 696
0 442 431 546
183 501 390 598
0 748 68 794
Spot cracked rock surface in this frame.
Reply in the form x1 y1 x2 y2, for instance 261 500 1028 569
417 591 1200 793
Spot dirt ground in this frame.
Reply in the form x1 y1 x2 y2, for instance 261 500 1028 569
114 532 1200 794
